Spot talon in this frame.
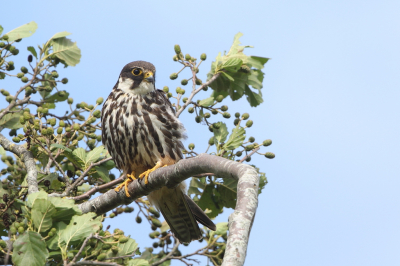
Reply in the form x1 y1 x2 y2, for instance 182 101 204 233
139 163 166 184
114 172 136 197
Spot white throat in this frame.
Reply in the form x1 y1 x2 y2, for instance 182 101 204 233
117 77 155 95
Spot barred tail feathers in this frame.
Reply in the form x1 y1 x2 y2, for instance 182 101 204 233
148 182 215 243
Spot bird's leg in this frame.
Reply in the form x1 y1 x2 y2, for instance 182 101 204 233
139 162 167 184
114 171 136 197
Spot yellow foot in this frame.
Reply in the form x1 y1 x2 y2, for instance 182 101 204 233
115 172 136 197
139 163 167 184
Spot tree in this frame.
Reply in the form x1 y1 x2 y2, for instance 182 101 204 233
0 21 274 266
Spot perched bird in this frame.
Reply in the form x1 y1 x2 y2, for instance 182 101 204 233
101 61 216 243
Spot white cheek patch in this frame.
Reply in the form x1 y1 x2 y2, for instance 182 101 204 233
118 77 134 94
117 77 155 96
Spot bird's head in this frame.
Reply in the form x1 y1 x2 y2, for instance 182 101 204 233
117 61 156 95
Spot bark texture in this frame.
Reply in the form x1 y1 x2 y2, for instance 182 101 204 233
78 153 259 266
0 132 38 195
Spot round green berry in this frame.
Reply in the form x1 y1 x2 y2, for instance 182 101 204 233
188 107 194 113
51 71 59 78
61 78 68 84
216 95 224 102
265 152 275 159
67 98 73 104
204 112 210 118
223 112 231 119
174 44 181 54
0 42 5 48
188 143 195 150
2 35 9 41
93 110 101 118
135 216 142 223
97 254 106 261
211 109 218 115
17 72 24 78
185 54 191 60
12 137 20 143
208 137 215 145
221 105 228 111
195 116 201 123
242 113 249 120
200 53 207 60
263 139 272 146
181 79 188 85
72 123 80 131
248 137 255 143
246 120 253 127
170 73 178 80
195 78 202 85
173 55 178 61
235 112 240 118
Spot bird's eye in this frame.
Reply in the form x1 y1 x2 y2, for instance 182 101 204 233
132 68 142 76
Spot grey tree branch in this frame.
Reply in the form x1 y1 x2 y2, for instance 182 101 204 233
77 153 259 266
0 132 38 195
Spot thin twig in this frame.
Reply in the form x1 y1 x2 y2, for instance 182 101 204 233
70 176 124 201
69 234 94 265
175 73 221 118
239 147 260 163
103 248 138 261
65 157 114 195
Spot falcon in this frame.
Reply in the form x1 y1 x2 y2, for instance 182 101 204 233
101 61 216 243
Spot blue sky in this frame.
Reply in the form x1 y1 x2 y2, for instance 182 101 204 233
1 0 400 265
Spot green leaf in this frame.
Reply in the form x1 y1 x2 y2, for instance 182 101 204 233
116 237 138 256
0 146 5 156
49 31 71 41
93 165 110 183
72 148 86 167
0 111 23 129
213 122 228 145
27 190 48 208
44 90 70 103
221 57 242 72
60 213 101 246
27 46 38 59
216 178 237 209
244 85 263 107
5 21 38 42
44 173 62 191
13 231 49 266
229 72 248 101
247 69 264 90
46 221 67 250
126 259 150 266
102 158 115 170
50 143 71 153
197 185 221 218
47 197 82 223
51 37 81 66
223 126 246 150
198 97 215 107
188 177 205 196
32 199 56 232
86 146 104 165
248 56 269 69
220 71 235 81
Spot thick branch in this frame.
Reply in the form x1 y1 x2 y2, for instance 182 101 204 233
0 133 38 194
77 154 259 266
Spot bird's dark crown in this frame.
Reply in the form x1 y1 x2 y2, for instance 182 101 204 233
120 61 156 75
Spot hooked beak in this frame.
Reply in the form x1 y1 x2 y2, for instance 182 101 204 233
144 71 154 83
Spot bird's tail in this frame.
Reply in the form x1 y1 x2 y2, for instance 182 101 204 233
148 183 216 243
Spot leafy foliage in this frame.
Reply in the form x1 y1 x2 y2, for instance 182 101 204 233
0 22 274 266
